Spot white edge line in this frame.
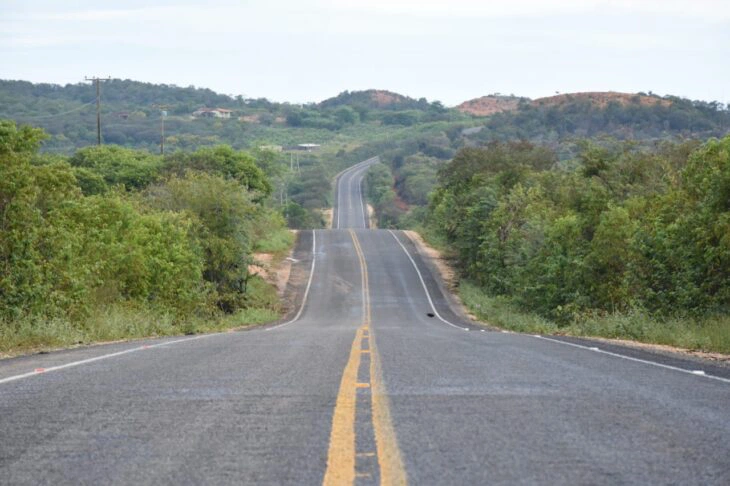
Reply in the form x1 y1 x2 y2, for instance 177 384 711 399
388 230 467 331
534 335 730 384
0 334 213 386
265 229 317 331
1 229 320 384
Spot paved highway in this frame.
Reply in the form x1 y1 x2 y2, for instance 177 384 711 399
333 157 379 229
1 158 730 484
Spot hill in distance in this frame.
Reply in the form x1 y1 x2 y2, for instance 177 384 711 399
457 91 674 116
1 78 727 153
318 89 441 111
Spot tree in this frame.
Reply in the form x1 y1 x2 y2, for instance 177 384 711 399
68 145 162 190
163 145 272 197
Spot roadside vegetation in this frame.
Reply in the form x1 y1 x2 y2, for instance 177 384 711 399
415 138 730 353
3 79 730 355
0 120 290 355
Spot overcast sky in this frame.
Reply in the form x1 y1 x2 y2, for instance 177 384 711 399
2 0 729 106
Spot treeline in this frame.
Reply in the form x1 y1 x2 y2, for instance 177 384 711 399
468 96 730 144
0 120 292 351
0 80 465 152
426 137 730 324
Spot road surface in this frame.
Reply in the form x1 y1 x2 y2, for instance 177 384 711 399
1 158 729 485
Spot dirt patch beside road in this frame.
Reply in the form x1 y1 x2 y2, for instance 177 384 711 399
249 230 298 296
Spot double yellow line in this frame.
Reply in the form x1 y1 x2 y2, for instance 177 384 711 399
323 230 407 485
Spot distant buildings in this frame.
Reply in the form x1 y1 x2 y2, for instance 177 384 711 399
280 143 321 152
192 108 233 119
295 143 321 151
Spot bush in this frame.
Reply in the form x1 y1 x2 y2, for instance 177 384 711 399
427 136 730 323
68 145 162 190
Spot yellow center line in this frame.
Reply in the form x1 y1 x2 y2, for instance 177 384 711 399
322 230 407 486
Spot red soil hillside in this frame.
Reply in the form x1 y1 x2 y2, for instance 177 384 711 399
532 91 672 108
456 95 523 116
318 89 414 109
457 91 672 116
368 90 409 108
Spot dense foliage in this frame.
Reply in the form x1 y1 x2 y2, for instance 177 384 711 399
365 163 403 228
468 95 729 144
426 138 730 323
0 120 286 351
0 80 467 153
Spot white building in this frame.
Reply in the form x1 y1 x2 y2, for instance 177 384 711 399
192 108 233 119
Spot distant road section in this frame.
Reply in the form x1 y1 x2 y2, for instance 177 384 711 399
334 157 379 229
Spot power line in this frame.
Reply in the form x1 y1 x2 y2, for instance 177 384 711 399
84 76 111 145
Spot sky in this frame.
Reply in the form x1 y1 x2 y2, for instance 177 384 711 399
2 0 729 106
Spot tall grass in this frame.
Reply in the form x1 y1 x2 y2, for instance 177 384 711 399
253 227 295 256
0 276 282 357
460 280 730 354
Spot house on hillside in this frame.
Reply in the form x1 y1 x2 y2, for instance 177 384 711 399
295 143 321 152
192 108 233 119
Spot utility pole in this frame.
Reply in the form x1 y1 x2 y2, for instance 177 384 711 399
153 104 171 155
85 76 111 146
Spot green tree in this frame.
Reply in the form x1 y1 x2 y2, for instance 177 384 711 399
146 171 262 312
164 145 272 197
68 145 162 190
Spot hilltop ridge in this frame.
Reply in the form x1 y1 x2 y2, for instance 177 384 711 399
457 91 674 116
318 89 435 110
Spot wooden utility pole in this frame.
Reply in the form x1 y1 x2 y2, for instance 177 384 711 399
85 76 111 145
153 104 171 155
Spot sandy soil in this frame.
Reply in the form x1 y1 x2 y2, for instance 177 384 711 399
249 230 298 296
367 204 377 229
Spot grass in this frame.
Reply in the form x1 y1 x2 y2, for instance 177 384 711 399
460 280 730 354
460 281 558 334
254 226 295 256
414 227 730 355
0 275 285 358
0 305 280 358
1 223 296 358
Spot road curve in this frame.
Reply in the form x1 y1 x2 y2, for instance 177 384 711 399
1 158 730 485
333 157 379 229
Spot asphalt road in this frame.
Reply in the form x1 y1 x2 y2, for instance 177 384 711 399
333 157 378 230
1 159 729 485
